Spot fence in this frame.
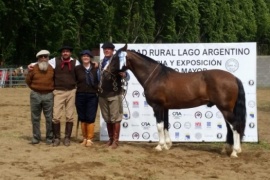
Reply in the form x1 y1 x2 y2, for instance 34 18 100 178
0 68 28 88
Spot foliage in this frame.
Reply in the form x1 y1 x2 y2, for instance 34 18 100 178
0 0 270 65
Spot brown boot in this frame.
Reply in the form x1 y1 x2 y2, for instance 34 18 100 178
111 122 121 149
80 122 87 146
86 123 95 147
52 123 61 147
106 123 114 147
63 122 73 146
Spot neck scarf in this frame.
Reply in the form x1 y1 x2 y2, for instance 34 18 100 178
61 59 71 71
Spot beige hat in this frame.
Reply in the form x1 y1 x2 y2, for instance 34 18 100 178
36 50 50 58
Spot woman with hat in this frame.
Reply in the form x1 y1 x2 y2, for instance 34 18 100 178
75 50 99 147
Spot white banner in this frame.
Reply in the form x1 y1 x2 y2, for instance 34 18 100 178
100 43 258 142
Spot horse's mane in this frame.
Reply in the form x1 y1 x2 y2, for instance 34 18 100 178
128 50 176 76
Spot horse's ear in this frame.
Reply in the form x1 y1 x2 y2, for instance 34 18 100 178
123 44 128 51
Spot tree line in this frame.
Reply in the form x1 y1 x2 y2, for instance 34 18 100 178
1 0 270 66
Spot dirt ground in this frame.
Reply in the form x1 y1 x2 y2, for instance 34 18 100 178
0 88 269 180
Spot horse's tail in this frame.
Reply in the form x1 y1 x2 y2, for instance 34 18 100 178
233 78 246 140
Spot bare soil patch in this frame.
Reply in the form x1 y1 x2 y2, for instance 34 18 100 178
0 88 269 180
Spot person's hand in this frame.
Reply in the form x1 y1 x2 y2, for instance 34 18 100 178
28 64 34 71
119 72 127 78
91 61 99 68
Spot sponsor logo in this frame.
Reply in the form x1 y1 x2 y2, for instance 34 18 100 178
225 58 239 72
142 92 145 97
248 80 254 86
205 111 213 119
195 122 202 129
142 132 150 139
141 122 151 130
172 111 182 119
153 132 159 140
195 111 202 119
175 132 180 139
173 122 181 129
206 121 211 128
195 133 202 140
131 123 140 127
249 122 255 128
132 111 140 118
185 133 190 140
144 101 149 107
216 111 223 119
184 122 192 129
249 112 255 118
132 132 140 139
122 122 128 128
123 111 130 120
217 122 222 129
132 101 139 108
132 90 140 97
142 113 151 117
248 100 255 108
217 133 223 139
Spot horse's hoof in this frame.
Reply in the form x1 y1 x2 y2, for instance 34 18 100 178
154 145 163 151
236 148 242 154
230 151 238 158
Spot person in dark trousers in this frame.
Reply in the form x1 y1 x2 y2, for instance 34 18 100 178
25 50 54 145
75 50 99 147
99 42 130 149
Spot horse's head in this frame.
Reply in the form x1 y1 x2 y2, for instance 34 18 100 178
106 44 128 74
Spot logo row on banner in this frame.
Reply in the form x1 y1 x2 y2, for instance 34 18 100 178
99 43 258 142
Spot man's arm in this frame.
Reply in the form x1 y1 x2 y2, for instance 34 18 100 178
28 58 55 71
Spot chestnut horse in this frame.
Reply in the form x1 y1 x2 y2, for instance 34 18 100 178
104 44 246 157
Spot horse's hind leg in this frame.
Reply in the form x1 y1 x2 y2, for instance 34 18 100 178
154 108 165 151
221 122 233 155
163 109 172 150
222 111 242 158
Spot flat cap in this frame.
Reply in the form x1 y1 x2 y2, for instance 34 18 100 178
80 50 94 58
36 50 50 58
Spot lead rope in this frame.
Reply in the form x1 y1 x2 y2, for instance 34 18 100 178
143 63 159 87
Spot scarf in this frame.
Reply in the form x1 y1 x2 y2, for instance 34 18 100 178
61 59 71 71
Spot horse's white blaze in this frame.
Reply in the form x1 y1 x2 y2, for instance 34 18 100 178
155 122 165 151
164 129 172 150
228 122 241 157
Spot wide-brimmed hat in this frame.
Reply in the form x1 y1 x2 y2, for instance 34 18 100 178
101 42 115 49
80 50 94 58
58 45 73 52
36 50 50 58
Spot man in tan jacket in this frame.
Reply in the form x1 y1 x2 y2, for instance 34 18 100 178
26 50 54 144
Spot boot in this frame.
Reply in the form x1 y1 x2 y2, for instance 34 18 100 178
63 122 73 146
106 123 114 147
86 123 95 147
52 123 61 146
111 122 121 149
80 122 87 146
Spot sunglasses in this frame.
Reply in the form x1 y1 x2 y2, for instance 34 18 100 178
38 55 48 58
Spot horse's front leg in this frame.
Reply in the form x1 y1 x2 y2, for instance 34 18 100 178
154 109 165 151
155 121 165 151
163 109 172 150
